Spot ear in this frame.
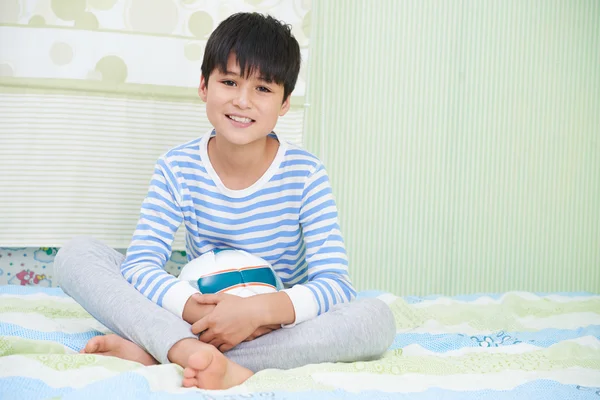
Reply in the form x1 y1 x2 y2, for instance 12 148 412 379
279 94 292 117
198 74 208 102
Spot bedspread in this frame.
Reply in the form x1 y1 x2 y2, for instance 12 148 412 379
1 286 599 399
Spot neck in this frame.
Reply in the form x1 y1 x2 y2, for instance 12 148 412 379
211 135 269 173
207 133 279 190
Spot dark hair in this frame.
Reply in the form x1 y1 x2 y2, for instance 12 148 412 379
201 13 301 101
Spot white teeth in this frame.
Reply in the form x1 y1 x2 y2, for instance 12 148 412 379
228 115 252 123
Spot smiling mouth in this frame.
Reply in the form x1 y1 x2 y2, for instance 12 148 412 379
226 114 255 123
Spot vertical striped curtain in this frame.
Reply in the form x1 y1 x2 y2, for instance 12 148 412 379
305 0 600 294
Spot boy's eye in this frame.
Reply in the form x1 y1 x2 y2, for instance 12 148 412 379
257 86 271 93
222 80 236 86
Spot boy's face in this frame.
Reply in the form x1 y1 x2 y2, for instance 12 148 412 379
198 53 291 146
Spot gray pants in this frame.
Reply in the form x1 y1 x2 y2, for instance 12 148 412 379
54 236 396 372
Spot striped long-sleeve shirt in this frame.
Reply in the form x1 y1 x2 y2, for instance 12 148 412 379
120 130 356 325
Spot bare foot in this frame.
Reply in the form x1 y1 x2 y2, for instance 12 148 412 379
81 334 157 366
169 339 253 389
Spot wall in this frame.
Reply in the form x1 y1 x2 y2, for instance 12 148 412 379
305 0 600 295
0 0 310 249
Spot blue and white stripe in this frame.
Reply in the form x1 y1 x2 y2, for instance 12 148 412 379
121 131 356 317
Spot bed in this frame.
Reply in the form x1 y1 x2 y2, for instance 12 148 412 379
0 285 599 399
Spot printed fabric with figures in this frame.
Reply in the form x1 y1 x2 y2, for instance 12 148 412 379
0 247 188 287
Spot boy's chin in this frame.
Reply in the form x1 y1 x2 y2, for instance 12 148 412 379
216 130 268 147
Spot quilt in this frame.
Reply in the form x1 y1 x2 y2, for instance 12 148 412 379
0 286 599 399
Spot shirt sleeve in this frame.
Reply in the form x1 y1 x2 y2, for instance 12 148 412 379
282 163 357 326
120 157 198 319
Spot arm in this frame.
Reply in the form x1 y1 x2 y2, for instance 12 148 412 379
191 292 293 351
280 163 356 326
120 157 204 321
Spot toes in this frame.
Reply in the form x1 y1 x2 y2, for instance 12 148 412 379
182 377 197 388
83 337 103 353
83 334 120 354
183 367 196 379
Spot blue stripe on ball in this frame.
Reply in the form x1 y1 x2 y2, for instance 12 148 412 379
241 267 278 288
198 271 241 294
197 266 279 294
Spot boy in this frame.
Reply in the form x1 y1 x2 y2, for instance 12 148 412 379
55 12 395 390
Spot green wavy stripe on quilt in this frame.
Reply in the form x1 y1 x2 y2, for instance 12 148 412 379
22 353 142 372
1 337 143 372
389 296 600 331
421 294 600 319
247 342 600 391
0 298 91 319
0 336 67 357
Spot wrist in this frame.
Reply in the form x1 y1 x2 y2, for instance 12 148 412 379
182 295 214 324
252 292 295 326
182 295 196 324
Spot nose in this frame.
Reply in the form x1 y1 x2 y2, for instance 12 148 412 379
232 87 251 109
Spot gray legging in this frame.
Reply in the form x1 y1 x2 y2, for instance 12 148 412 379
54 236 396 372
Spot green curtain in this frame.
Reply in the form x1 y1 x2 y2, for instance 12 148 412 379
306 0 600 295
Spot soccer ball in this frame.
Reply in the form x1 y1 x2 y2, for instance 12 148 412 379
179 248 283 297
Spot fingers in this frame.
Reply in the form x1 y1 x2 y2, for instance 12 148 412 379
253 327 271 337
219 344 233 352
245 326 274 342
192 317 210 335
191 292 202 300
198 329 215 343
195 294 221 305
244 332 257 342
209 338 225 350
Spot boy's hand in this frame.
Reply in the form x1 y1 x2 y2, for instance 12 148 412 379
191 293 264 351
182 294 216 325
244 324 281 342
